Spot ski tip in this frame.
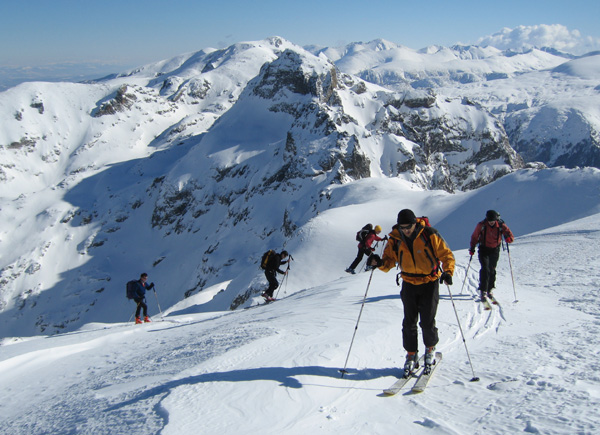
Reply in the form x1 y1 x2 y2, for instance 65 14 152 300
470 376 480 382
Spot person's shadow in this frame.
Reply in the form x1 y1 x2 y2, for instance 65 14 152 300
104 365 399 412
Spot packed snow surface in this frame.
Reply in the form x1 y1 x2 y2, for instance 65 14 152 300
1 174 599 434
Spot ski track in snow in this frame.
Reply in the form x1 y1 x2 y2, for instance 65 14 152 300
1 217 600 434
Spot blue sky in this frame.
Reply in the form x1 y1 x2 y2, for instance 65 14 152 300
1 0 599 87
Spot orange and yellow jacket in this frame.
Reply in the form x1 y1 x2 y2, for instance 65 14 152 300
378 223 455 285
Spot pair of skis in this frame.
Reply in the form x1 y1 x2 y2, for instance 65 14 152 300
382 352 442 395
244 298 276 310
481 294 499 310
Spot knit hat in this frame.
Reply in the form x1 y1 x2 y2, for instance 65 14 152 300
486 210 499 221
397 209 417 225
374 225 382 233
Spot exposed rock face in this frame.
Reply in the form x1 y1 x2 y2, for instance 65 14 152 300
93 85 138 116
149 47 526 243
506 106 600 168
318 40 600 171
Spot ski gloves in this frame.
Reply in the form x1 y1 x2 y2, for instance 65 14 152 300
369 254 383 268
440 271 453 285
369 254 452 285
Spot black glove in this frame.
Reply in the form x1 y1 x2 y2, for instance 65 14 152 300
369 254 383 268
383 236 388 241
440 272 452 285
149 282 155 289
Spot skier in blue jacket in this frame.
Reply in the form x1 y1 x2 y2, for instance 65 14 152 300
133 273 154 323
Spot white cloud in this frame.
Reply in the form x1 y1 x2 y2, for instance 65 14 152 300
476 24 600 55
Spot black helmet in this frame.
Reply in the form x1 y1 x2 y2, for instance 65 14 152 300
486 210 499 221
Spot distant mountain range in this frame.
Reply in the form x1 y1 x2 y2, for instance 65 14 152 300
1 36 599 337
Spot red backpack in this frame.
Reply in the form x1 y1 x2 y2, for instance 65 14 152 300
416 216 431 227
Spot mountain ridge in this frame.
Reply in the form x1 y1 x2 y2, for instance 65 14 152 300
0 36 598 337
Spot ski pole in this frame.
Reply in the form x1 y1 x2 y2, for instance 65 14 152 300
380 238 387 256
129 300 141 323
275 255 293 299
505 243 518 302
460 255 473 295
361 242 381 273
153 286 163 318
445 283 480 382
339 267 376 378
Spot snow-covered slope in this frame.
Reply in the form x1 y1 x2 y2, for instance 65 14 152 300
1 179 599 434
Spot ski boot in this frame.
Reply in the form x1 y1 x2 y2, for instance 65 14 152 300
135 317 143 324
480 290 492 310
345 268 356 274
424 347 436 374
144 316 152 323
262 293 275 302
403 351 419 377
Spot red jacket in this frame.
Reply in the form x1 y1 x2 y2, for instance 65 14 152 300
470 220 514 250
360 231 384 251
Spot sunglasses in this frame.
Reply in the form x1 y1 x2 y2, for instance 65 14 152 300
398 224 414 230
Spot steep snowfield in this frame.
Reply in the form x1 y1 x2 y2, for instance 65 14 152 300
0 175 599 434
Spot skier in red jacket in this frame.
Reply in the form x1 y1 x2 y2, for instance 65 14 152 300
346 225 385 274
469 210 514 302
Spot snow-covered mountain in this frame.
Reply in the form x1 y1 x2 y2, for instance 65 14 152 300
0 36 598 338
314 39 600 169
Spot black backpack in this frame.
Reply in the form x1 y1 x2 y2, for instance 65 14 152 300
126 280 137 300
260 250 275 270
356 224 373 243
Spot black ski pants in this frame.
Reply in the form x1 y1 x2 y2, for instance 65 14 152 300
134 298 148 317
478 246 501 293
349 246 372 270
400 279 439 353
265 270 279 297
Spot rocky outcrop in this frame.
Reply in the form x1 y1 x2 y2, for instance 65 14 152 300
92 85 138 117
506 107 600 168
